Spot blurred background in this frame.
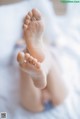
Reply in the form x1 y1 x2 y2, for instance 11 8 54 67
0 0 80 119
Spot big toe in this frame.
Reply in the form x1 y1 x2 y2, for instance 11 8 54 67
17 52 25 64
32 8 41 20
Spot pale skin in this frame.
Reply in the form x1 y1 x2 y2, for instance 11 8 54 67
17 9 68 112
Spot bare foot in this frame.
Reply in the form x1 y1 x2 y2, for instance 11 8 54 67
17 52 47 89
23 8 45 62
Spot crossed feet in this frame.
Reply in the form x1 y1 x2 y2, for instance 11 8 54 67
17 9 47 89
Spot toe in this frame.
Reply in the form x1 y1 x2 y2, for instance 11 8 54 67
25 53 40 70
23 24 28 30
32 58 40 69
28 11 32 17
29 56 34 64
32 60 36 65
28 56 33 64
31 58 37 65
32 8 41 20
25 19 30 25
17 52 25 64
26 15 31 20
24 15 30 24
25 53 30 60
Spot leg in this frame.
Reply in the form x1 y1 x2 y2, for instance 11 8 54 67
17 9 50 89
47 58 68 106
17 9 68 108
20 69 44 112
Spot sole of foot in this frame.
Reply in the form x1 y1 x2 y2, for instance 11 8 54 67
23 8 45 63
